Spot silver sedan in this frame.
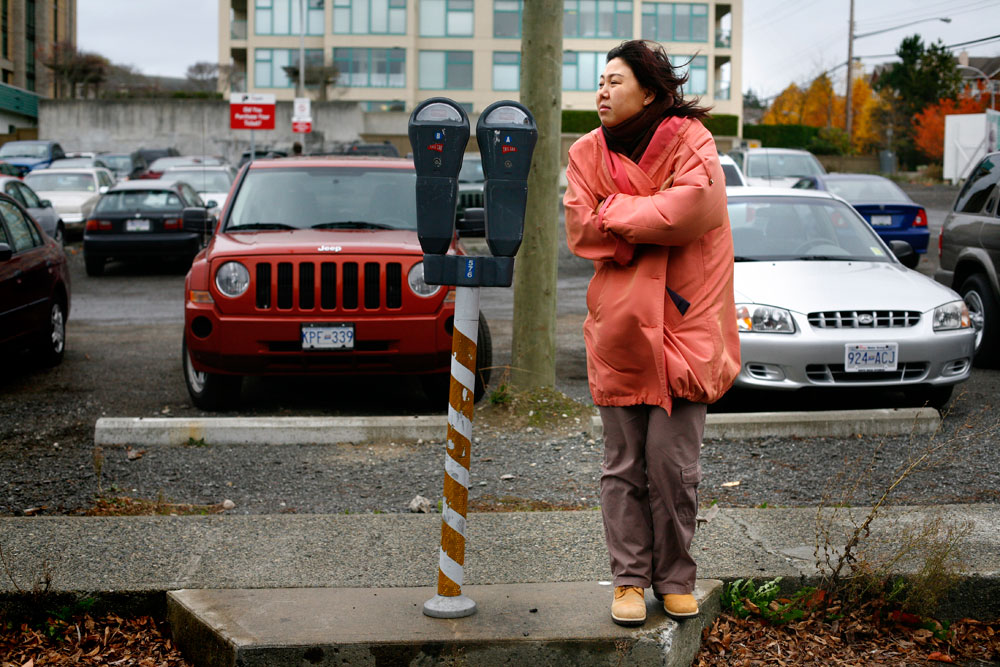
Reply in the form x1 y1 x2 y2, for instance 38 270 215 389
728 188 975 408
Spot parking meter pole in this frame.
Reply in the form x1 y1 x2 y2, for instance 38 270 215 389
423 285 479 619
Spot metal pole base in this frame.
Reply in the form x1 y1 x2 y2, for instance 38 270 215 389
423 594 477 618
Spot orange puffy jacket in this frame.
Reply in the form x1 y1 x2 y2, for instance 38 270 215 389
564 116 740 414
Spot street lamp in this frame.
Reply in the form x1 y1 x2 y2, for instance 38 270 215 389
957 64 996 111
845 14 952 140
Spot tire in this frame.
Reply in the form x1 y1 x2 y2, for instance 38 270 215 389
960 273 1000 368
33 298 67 367
52 224 65 247
908 385 954 410
183 339 242 411
421 315 493 404
84 253 104 277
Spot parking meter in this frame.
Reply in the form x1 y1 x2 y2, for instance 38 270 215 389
476 101 538 257
408 98 470 255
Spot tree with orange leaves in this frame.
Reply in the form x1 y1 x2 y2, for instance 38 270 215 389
802 74 837 128
762 83 805 125
913 94 986 161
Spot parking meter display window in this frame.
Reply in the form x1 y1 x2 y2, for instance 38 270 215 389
408 98 471 255
475 101 537 257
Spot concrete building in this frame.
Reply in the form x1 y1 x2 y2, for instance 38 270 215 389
1 0 76 96
218 0 741 121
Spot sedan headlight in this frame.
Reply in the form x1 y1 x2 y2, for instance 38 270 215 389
407 261 441 298
736 304 796 333
215 261 250 298
933 300 971 331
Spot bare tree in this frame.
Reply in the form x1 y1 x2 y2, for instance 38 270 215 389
37 41 109 98
186 61 219 92
281 65 340 101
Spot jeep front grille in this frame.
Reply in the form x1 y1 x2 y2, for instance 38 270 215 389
459 192 483 209
808 310 920 328
253 260 403 312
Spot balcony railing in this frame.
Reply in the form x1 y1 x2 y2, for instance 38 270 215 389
714 85 731 101
715 28 731 48
231 19 247 40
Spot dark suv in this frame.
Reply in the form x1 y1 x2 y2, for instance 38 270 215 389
935 151 1000 367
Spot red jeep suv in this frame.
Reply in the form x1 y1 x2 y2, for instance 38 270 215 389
182 156 491 410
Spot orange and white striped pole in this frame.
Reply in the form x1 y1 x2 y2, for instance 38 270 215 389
423 284 479 618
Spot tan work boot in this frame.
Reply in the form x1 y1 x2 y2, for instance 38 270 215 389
611 586 646 626
663 593 699 619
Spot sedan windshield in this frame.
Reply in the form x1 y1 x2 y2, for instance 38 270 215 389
25 172 97 192
225 167 417 231
95 190 184 213
0 142 48 158
746 153 825 179
165 169 233 193
823 177 910 203
728 196 893 262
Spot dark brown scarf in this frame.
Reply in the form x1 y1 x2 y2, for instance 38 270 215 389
601 96 672 164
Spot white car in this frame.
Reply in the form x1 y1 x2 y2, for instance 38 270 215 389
162 165 237 217
729 148 826 188
728 187 975 408
719 153 747 186
24 167 115 231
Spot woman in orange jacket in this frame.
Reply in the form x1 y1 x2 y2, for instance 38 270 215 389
564 40 740 626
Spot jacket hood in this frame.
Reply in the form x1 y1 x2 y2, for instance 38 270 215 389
735 260 962 313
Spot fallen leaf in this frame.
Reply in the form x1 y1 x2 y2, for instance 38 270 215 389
126 447 146 461
927 651 955 663
721 480 741 488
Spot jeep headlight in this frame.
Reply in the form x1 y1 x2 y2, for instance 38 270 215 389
933 300 971 331
407 261 441 297
736 304 796 333
215 261 250 298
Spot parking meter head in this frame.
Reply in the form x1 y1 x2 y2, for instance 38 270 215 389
475 101 538 257
408 98 471 255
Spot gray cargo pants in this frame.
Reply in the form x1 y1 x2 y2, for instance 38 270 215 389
598 400 706 595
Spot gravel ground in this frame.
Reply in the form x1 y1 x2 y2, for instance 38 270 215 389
3 183 998 517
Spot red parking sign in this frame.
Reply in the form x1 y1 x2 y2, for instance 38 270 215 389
230 93 276 130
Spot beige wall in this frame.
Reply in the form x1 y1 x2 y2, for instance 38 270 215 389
1 0 76 97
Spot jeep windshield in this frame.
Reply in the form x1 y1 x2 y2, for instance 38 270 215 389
224 167 418 232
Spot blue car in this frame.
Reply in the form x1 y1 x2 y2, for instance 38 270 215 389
792 173 929 269
0 140 67 175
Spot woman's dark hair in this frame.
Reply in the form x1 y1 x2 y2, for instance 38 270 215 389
606 40 712 120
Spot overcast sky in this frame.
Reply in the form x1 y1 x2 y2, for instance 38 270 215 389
78 0 1000 101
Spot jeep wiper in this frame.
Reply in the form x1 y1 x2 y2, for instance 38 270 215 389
226 222 297 231
311 221 397 230
733 255 761 262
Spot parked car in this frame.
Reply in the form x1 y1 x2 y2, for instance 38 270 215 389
456 153 484 221
162 165 237 217
24 167 115 234
0 176 62 244
135 147 179 165
237 148 287 167
728 187 974 408
142 155 226 180
719 153 747 186
0 191 70 366
83 179 212 276
0 140 66 174
791 173 929 269
182 156 491 410
47 156 114 171
728 147 826 187
934 151 1000 368
0 160 25 178
101 151 149 181
335 141 400 158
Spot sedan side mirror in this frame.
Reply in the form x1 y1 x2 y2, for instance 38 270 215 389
888 239 915 264
182 206 213 235
39 199 52 208
0 243 12 262
205 200 218 209
99 186 109 194
456 207 485 237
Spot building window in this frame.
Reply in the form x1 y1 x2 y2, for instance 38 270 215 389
361 100 406 111
256 0 325 35
562 51 603 91
2 0 8 60
254 48 324 88
641 3 708 42
670 54 707 94
333 0 407 35
419 50 473 89
564 0 631 39
493 52 519 90
419 0 473 37
25 0 35 91
494 0 521 38
333 48 406 88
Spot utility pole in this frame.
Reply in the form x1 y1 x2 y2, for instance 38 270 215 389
298 0 306 97
845 0 855 144
511 0 562 390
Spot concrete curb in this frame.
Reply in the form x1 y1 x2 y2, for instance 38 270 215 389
94 408 941 446
166 580 722 667
593 407 941 440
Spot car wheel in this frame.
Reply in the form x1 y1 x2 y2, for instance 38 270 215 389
53 224 65 247
183 339 242 411
33 298 67 367
960 273 1000 368
84 253 104 277
909 385 954 410
421 316 493 405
